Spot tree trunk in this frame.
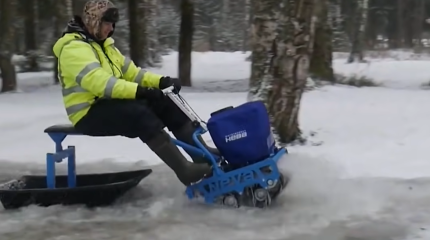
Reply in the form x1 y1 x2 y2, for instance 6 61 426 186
404 1 413 48
357 0 368 56
310 0 335 82
242 0 251 52
250 0 316 144
146 0 162 64
72 0 87 15
413 0 424 50
128 0 142 66
0 0 18 93
347 0 368 63
52 0 73 84
217 0 230 51
24 0 39 72
248 0 278 101
138 0 151 67
328 0 350 51
268 0 316 143
178 0 194 87
396 0 404 48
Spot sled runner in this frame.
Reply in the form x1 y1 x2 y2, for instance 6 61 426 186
0 86 288 209
0 122 152 209
0 169 151 209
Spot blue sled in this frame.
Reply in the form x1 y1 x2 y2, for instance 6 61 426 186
172 125 288 206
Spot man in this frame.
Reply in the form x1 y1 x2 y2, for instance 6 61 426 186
52 0 217 186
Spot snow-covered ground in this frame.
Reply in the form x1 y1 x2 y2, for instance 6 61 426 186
1 51 430 240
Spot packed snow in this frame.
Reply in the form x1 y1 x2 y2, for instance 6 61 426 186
1 51 430 240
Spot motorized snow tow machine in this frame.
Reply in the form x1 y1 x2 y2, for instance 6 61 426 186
0 86 288 210
162 86 289 208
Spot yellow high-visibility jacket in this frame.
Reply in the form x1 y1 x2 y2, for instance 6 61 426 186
53 33 163 125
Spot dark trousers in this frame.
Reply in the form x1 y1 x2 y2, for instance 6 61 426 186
74 97 190 142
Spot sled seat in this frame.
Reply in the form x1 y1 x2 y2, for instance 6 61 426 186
44 124 82 135
44 124 89 189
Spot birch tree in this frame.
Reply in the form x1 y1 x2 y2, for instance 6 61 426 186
248 0 278 102
249 0 317 144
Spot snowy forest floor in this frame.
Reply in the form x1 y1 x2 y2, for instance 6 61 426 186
1 51 430 240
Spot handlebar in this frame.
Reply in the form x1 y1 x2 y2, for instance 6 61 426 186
160 84 204 129
162 86 175 94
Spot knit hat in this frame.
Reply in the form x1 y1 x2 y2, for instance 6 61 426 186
82 0 118 40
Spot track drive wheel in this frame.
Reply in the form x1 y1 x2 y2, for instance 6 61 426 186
222 193 240 208
268 173 289 200
253 187 272 208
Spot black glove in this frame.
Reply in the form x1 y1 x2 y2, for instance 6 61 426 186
135 86 164 100
159 76 181 93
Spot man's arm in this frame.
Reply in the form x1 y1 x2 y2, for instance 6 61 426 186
114 47 163 88
60 41 139 99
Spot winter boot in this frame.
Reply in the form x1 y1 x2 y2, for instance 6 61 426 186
172 122 220 164
146 130 212 186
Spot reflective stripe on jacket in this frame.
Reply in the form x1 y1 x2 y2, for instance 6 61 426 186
52 33 163 125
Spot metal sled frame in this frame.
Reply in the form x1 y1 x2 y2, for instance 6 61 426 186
163 87 287 205
45 132 79 189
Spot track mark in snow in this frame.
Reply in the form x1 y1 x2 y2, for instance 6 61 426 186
0 154 429 239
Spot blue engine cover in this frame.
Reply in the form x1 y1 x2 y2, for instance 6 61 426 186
207 101 275 166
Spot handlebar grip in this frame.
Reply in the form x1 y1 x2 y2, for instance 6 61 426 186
162 86 175 94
